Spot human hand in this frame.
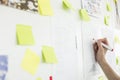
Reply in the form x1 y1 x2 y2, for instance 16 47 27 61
93 38 109 63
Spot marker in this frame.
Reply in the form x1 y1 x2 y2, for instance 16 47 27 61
49 76 53 80
93 39 113 51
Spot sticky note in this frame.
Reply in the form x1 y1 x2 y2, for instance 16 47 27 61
16 24 35 45
104 16 110 26
98 76 104 80
36 77 42 80
42 46 57 63
114 36 120 44
62 0 73 10
21 49 40 75
79 9 90 21
114 0 118 3
38 0 53 16
106 3 112 11
98 75 107 80
116 56 120 66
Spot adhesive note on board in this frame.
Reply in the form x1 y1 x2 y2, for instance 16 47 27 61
98 75 107 80
38 0 53 16
42 46 57 63
21 49 40 75
79 9 90 21
106 3 112 11
62 0 73 10
114 0 118 3
114 36 120 44
36 77 42 80
104 16 110 26
16 24 35 45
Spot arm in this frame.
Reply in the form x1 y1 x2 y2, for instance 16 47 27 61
93 38 120 80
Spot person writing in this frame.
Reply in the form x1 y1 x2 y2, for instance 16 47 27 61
93 38 120 80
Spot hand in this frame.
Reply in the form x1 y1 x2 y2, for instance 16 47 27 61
93 38 109 63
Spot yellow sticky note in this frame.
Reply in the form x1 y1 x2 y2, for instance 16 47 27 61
104 16 110 26
16 24 35 45
38 0 53 16
98 75 107 80
116 56 120 66
62 0 73 10
36 77 42 80
114 0 118 3
106 3 112 11
21 49 40 75
114 36 120 44
79 9 90 21
42 46 57 63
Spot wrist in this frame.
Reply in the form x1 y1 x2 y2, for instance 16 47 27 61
98 57 106 65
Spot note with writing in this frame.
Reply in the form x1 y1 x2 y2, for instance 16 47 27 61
16 24 35 45
42 46 57 63
21 49 40 75
38 0 53 16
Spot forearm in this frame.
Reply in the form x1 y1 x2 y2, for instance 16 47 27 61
99 59 120 80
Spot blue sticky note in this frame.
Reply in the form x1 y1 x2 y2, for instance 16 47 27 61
0 55 8 80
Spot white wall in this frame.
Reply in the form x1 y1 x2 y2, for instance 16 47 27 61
0 0 117 80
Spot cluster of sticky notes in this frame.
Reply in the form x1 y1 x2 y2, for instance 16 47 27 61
42 46 57 63
79 9 90 21
38 0 53 16
106 3 112 12
104 16 110 26
16 24 35 45
21 49 40 75
114 36 120 44
62 0 73 10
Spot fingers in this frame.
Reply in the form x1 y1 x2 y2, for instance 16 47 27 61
93 42 98 61
98 38 109 45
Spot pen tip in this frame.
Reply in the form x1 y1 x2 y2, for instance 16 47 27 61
112 49 114 51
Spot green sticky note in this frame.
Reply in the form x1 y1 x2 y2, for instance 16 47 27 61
116 56 119 65
38 0 53 16
62 0 73 10
106 3 112 11
42 46 58 63
104 16 110 26
16 24 35 45
21 49 40 75
36 77 42 80
79 9 90 21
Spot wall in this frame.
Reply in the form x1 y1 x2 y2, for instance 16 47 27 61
0 0 117 80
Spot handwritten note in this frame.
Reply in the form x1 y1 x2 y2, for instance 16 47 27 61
38 0 53 16
21 49 40 75
104 16 110 26
62 0 73 10
42 46 57 63
106 3 112 12
79 9 90 21
16 24 35 45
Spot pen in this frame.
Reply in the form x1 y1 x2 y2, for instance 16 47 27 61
93 39 113 51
